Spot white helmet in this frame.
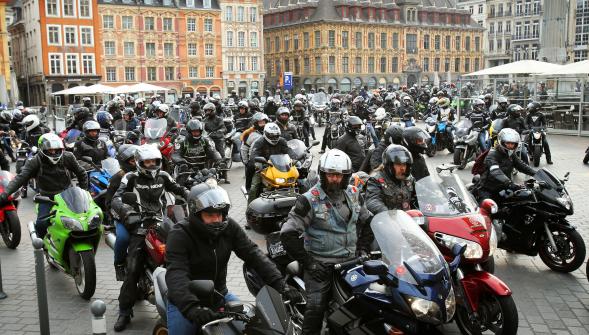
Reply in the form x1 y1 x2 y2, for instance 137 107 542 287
134 98 144 106
38 133 64 165
156 104 169 117
318 149 353 189
497 128 521 157
134 144 162 178
22 114 40 132
263 123 281 145
374 107 386 121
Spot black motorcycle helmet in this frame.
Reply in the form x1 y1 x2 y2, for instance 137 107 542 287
527 101 541 114
382 144 413 181
507 104 523 118
116 144 138 172
186 119 204 143
189 101 201 117
346 116 363 136
384 125 404 145
403 127 430 154
472 98 486 113
483 93 493 107
126 129 141 145
187 179 231 237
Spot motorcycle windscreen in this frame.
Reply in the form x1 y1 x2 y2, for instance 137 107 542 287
311 92 328 105
0 171 14 192
144 118 168 140
287 139 307 161
101 158 121 176
269 154 293 173
416 174 478 217
59 187 91 213
490 118 505 136
534 169 566 201
371 210 445 286
113 119 128 131
253 286 288 333
454 119 472 136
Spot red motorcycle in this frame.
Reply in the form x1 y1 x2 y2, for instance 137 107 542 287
0 171 21 249
411 165 518 335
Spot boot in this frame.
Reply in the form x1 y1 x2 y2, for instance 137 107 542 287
115 264 126 282
114 314 131 332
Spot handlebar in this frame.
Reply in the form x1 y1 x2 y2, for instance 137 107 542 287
334 254 369 270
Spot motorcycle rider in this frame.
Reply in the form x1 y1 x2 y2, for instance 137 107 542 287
112 145 189 331
334 116 365 172
189 100 202 119
365 145 416 214
69 106 94 131
154 103 178 131
483 93 493 111
0 133 88 238
319 98 343 154
292 100 311 146
275 107 299 141
247 123 295 204
73 121 109 166
172 119 222 185
165 180 296 334
105 144 138 281
525 101 552 164
370 125 404 171
241 113 269 191
436 96 456 139
474 128 537 204
82 97 95 114
118 108 140 131
203 102 227 159
263 96 278 121
21 114 50 149
234 101 253 132
490 97 509 120
280 149 374 335
402 127 431 181
134 98 145 117
468 98 491 151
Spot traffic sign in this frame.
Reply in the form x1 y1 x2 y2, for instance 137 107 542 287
283 72 293 90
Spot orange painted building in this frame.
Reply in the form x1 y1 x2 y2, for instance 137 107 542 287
98 0 223 100
10 0 101 106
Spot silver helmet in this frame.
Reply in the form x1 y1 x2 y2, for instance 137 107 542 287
134 144 162 178
497 128 520 157
263 123 281 145
318 149 353 190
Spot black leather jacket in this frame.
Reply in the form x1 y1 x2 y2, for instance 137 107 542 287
204 116 226 140
248 137 295 165
73 137 109 165
365 170 416 214
234 111 253 132
503 116 527 134
5 151 88 196
277 121 299 141
479 148 536 193
334 132 364 172
525 112 547 128
171 136 221 169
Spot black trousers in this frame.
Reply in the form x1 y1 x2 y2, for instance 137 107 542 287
245 161 255 191
302 267 334 335
0 151 8 171
118 234 145 315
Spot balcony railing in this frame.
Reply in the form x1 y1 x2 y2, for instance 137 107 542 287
487 11 513 19
512 33 540 41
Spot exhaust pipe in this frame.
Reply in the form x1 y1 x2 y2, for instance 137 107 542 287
240 185 248 200
105 233 116 250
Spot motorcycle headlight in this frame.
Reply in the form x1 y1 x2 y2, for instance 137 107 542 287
275 178 286 184
61 217 83 231
89 214 102 229
445 286 456 322
556 195 572 210
406 296 442 324
489 224 498 256
435 233 483 259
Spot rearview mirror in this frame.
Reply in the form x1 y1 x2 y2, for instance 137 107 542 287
122 192 138 206
310 140 320 147
563 172 570 182
34 195 55 205
362 260 388 276
254 157 268 165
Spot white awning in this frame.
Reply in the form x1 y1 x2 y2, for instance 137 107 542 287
464 60 564 76
535 60 589 76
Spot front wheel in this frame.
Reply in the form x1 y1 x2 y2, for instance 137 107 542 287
583 150 589 164
453 148 465 168
455 294 518 335
539 228 586 272
73 250 97 300
533 146 542 167
0 210 21 249
224 145 233 169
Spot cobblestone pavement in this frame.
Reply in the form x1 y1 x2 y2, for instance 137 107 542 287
1 128 589 334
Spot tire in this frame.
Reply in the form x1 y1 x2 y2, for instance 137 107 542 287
453 148 464 166
73 250 97 300
152 318 168 335
224 146 233 169
1 210 21 249
481 256 495 274
533 146 542 167
583 151 589 164
446 139 455 153
426 142 436 157
455 294 518 335
539 228 586 273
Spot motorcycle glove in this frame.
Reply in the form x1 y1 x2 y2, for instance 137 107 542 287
282 284 303 304
186 306 221 326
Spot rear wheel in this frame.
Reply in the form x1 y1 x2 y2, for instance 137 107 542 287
73 250 97 300
0 210 21 249
224 145 233 169
455 294 518 335
539 228 586 273
533 146 542 167
583 150 589 164
152 318 168 335
453 148 465 168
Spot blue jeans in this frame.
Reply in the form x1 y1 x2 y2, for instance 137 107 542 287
167 292 239 335
478 132 489 151
366 123 379 145
114 221 130 265
36 200 54 239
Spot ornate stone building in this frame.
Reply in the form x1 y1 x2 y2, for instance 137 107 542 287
97 0 224 101
220 0 265 98
263 0 484 93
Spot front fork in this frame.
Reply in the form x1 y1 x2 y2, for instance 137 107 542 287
453 268 482 327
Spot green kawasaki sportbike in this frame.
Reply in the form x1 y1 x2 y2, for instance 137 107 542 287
29 186 104 299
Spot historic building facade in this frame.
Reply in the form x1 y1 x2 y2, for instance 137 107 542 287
97 0 223 101
0 0 11 101
263 0 484 93
9 0 101 106
220 0 264 98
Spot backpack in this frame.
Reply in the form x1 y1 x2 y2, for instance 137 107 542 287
471 149 490 176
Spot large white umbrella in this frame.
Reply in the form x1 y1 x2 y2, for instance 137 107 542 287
536 60 589 76
126 83 170 93
464 60 563 76
51 85 94 95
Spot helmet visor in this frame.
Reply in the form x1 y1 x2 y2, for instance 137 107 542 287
191 188 231 213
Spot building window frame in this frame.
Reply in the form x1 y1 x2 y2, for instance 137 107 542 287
47 25 61 46
62 0 76 17
106 67 117 82
80 26 94 46
147 67 157 81
46 0 60 17
65 53 79 75
187 18 196 32
81 53 95 75
49 53 63 75
125 67 136 81
104 41 116 56
64 26 78 46
78 0 92 18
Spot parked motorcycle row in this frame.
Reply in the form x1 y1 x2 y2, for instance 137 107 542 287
0 85 588 335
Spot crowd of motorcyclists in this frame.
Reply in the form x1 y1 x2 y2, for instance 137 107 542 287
0 81 577 335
